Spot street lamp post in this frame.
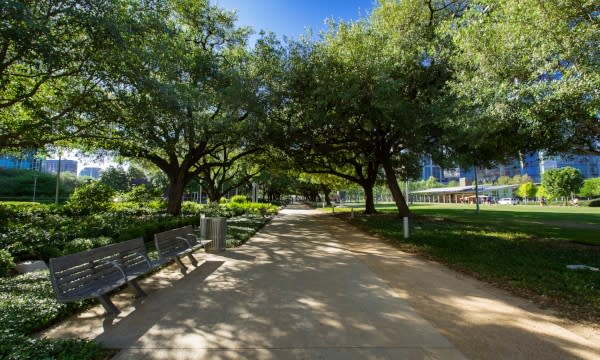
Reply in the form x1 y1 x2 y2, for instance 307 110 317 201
55 152 62 206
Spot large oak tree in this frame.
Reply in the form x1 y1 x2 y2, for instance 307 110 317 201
93 0 268 214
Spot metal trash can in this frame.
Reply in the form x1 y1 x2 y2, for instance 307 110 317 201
205 217 227 252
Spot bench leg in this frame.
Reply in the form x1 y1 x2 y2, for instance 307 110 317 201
98 294 120 315
128 279 147 298
175 257 188 273
187 253 198 267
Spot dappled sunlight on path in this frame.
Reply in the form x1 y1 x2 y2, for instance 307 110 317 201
41 205 599 359
43 206 464 359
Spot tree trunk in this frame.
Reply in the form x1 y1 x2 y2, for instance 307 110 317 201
381 158 410 217
324 192 331 206
363 182 376 214
361 160 380 214
321 184 332 206
206 185 221 204
166 177 186 215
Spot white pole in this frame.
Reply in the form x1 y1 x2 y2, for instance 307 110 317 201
55 152 62 206
403 217 409 238
200 213 206 240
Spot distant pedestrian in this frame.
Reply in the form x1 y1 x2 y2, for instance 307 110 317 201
572 198 579 206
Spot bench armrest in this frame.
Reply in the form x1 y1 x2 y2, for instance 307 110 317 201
176 236 193 249
106 260 128 280
188 233 211 250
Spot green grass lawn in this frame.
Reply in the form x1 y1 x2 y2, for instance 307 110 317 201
331 203 600 323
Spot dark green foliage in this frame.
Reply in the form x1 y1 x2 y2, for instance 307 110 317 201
0 249 15 277
116 216 198 243
0 199 268 262
0 168 84 202
64 182 114 215
63 237 113 254
0 272 99 360
0 334 102 360
588 199 600 208
100 166 131 192
0 0 121 150
119 184 158 203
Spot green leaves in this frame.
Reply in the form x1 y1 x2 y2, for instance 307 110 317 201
542 166 585 201
446 0 600 155
579 178 600 198
0 0 123 149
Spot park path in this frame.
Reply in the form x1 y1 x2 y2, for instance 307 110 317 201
42 206 600 359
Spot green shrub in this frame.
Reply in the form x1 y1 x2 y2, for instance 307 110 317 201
588 199 600 207
64 182 114 215
148 199 167 210
181 201 203 215
112 201 163 216
0 249 15 277
225 201 278 216
0 202 56 223
0 168 85 202
116 215 198 243
63 237 113 254
230 195 248 204
119 184 157 203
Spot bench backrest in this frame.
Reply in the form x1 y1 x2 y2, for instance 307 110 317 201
154 225 195 257
49 238 147 301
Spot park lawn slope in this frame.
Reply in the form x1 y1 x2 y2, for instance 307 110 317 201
344 204 600 323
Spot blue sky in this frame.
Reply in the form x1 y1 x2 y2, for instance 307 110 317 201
212 0 375 40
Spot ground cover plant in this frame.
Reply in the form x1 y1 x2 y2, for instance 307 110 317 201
336 204 600 323
226 216 271 247
0 271 102 360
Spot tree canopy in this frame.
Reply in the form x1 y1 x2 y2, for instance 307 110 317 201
83 0 272 214
447 0 599 156
0 0 121 150
1 0 598 213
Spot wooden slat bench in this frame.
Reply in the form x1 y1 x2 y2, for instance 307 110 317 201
154 225 213 273
49 237 165 315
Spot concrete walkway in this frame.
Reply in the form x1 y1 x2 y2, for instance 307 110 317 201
43 206 600 359
43 207 465 359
